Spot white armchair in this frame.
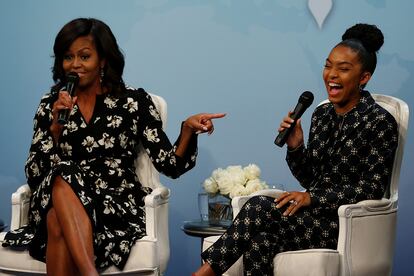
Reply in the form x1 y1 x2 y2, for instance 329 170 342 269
203 94 409 276
0 93 170 276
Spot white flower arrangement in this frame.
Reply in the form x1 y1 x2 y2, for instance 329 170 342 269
203 164 268 199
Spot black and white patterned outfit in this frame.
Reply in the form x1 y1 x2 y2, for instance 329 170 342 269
2 87 197 270
201 90 398 275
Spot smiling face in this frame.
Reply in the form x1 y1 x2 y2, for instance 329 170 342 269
62 35 105 91
323 45 371 114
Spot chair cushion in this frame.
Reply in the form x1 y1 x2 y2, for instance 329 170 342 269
274 249 339 276
0 233 159 275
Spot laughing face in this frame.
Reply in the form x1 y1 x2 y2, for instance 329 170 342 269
323 45 371 114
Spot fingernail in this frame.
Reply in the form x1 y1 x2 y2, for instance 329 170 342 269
283 211 287 216
202 126 208 131
276 204 280 208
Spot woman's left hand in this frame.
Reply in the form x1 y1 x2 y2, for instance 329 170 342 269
275 191 311 216
183 113 226 135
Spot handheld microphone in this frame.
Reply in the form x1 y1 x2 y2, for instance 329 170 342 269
274 91 314 147
57 72 79 125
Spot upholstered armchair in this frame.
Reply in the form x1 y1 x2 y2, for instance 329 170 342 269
203 94 409 276
0 93 170 276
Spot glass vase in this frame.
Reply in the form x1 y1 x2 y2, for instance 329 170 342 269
208 194 233 224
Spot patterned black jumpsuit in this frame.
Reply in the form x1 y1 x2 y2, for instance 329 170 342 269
201 90 398 275
2 88 198 270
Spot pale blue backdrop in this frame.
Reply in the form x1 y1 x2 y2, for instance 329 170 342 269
0 0 412 275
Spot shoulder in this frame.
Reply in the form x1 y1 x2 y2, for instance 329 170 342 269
361 91 397 127
311 101 334 121
370 102 398 131
121 85 153 101
36 90 58 111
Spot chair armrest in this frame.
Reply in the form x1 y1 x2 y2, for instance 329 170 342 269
336 198 397 276
338 198 394 218
231 189 285 217
145 186 170 237
144 185 170 272
10 184 31 230
144 187 170 208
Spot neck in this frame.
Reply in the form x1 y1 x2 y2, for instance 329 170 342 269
76 81 104 98
333 92 361 115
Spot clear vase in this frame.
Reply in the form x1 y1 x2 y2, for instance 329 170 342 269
208 194 233 224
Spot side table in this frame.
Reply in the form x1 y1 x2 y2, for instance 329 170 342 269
181 220 231 264
181 219 230 238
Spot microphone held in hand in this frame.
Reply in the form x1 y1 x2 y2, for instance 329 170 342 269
274 91 314 147
57 72 79 125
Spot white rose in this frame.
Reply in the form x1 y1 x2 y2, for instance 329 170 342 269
244 164 261 180
229 183 248 198
226 165 246 186
245 179 266 194
216 170 236 196
203 177 218 194
211 168 225 181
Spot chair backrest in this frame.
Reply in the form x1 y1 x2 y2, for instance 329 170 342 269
134 93 168 189
371 94 409 204
318 94 409 204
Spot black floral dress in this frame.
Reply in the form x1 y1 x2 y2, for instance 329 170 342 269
2 87 197 270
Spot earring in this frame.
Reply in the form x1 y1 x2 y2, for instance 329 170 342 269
100 67 105 83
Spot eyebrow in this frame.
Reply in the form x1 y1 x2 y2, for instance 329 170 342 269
325 59 353 66
65 47 93 54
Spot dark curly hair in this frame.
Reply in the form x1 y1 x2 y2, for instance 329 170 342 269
337 23 384 76
51 18 126 95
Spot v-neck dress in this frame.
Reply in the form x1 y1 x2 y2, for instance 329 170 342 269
2 87 197 270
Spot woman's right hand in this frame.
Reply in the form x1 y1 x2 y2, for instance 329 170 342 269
50 91 77 142
278 111 304 149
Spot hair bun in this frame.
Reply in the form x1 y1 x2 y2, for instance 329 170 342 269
342 23 384 52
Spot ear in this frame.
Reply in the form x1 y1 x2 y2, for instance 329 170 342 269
359 71 371 87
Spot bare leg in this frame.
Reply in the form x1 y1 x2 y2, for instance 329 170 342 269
193 262 216 276
50 175 98 276
46 208 78 276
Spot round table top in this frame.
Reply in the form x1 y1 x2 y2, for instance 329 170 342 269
181 219 231 238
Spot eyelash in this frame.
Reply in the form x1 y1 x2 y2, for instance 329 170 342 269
63 55 90 61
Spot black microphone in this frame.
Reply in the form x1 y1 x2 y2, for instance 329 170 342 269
57 72 79 125
274 91 314 147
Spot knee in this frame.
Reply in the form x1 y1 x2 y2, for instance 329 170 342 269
52 175 72 199
245 195 270 208
47 208 63 240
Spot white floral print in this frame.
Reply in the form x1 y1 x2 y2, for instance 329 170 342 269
143 126 160 143
98 133 115 149
82 136 99 152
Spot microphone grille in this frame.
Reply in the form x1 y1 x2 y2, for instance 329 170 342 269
299 91 314 106
66 72 80 83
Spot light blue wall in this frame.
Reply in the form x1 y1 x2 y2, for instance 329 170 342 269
0 0 412 275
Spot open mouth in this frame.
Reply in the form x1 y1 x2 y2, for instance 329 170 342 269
328 82 343 96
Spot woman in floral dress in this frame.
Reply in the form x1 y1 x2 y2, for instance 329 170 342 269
2 18 225 275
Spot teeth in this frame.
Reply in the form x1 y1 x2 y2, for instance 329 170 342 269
329 83 342 88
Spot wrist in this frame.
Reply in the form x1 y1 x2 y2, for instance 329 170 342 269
287 142 304 152
182 120 194 133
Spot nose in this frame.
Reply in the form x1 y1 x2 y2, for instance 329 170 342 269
327 68 338 80
72 56 81 68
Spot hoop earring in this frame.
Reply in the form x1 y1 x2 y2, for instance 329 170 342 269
100 67 105 83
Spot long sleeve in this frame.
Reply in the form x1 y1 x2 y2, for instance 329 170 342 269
136 90 197 179
286 93 398 213
24 93 61 190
